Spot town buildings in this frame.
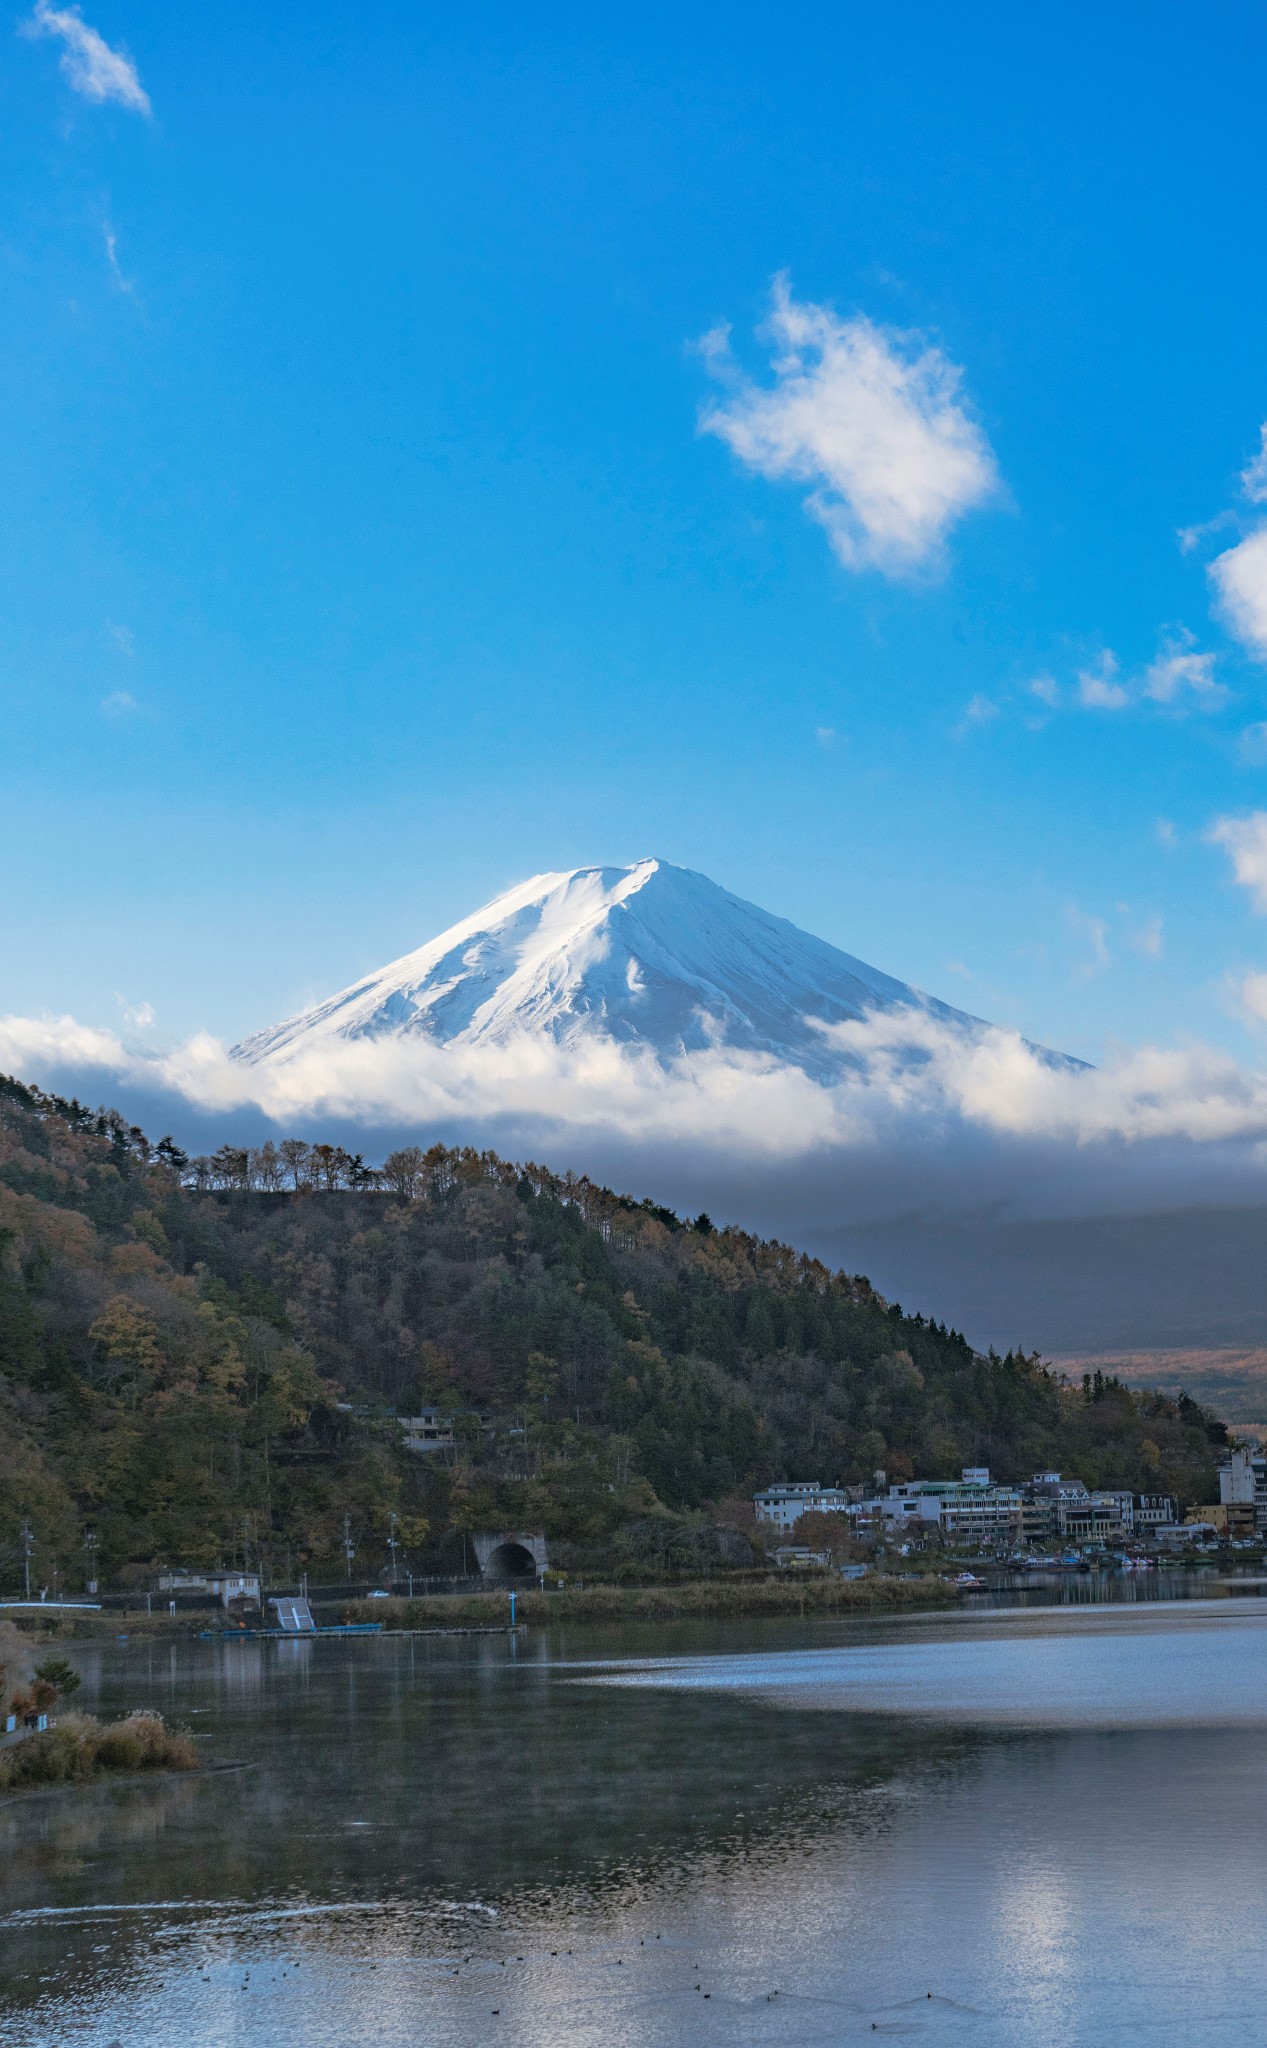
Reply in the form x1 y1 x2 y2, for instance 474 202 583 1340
755 1468 1179 1549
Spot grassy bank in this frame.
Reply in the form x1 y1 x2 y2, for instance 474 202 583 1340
342 1572 960 1628
0 1711 199 1793
2 1610 210 1643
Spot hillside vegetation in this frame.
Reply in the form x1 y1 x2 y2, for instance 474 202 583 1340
0 1075 1229 1591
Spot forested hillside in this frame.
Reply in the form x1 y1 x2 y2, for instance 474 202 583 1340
0 1075 1228 1591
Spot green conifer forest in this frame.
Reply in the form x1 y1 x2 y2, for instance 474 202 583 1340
0 1075 1228 1592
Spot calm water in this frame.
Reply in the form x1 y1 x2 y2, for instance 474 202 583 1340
3 1599 1267 2046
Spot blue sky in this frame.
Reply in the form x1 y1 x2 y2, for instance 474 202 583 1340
8 1 1267 1069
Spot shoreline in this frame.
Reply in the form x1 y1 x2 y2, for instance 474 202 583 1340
5 1572 960 1642
340 1573 961 1629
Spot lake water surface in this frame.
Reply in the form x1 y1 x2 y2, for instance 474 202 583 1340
3 1598 1266 2046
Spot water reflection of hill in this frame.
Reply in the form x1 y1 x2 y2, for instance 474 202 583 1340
0 1631 980 2009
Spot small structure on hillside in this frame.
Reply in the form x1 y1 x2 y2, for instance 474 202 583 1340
399 1410 457 1454
473 1531 548 1581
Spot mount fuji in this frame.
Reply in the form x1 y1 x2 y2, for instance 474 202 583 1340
231 859 1074 1079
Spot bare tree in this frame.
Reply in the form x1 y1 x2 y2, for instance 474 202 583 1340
252 1140 284 1192
278 1139 312 1191
383 1146 425 1200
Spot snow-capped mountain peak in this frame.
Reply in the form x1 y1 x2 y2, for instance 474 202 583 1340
230 858 1026 1078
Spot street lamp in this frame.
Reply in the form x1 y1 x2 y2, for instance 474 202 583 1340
84 1527 99 1597
343 1514 356 1582
387 1510 399 1588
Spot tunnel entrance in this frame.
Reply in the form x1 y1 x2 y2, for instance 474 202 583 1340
482 1540 539 1581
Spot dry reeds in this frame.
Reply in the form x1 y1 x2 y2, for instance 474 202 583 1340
0 1710 199 1792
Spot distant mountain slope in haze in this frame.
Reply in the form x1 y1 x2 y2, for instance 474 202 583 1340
232 858 1074 1077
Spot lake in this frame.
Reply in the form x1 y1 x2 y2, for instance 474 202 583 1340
3 1596 1267 2046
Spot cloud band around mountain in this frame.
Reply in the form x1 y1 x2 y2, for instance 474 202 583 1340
8 1004 1267 1197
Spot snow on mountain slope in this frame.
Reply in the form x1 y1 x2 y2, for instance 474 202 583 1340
230 858 1068 1078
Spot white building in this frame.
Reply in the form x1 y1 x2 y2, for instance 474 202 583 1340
399 1410 457 1453
754 1483 852 1530
157 1571 260 1607
1133 1493 1178 1535
883 1469 1022 1542
1220 1448 1267 1529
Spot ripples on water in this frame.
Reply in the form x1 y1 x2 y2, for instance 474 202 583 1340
2 1599 1266 2046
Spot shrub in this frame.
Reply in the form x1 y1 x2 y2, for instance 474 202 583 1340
0 1710 198 1792
34 1656 82 1701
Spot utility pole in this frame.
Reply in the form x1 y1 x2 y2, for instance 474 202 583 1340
343 1514 356 1582
84 1526 99 1596
20 1520 32 1600
387 1510 399 1588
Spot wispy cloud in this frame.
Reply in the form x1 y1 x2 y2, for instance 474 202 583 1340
22 0 150 115
1077 651 1129 710
115 993 154 1029
1141 637 1222 705
1066 906 1111 980
697 275 999 577
1127 915 1164 960
1022 633 1222 719
101 689 136 717
102 221 133 292
953 693 1000 737
1209 811 1267 912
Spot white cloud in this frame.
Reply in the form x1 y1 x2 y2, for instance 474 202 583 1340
1239 723 1267 765
1235 971 1267 1026
23 0 151 113
1209 811 1267 912
101 689 136 716
1141 637 1222 705
1156 819 1177 847
698 275 998 576
14 1004 1267 1168
1076 651 1129 710
1242 425 1267 505
1210 528 1267 660
1029 674 1061 708
1066 636 1220 714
